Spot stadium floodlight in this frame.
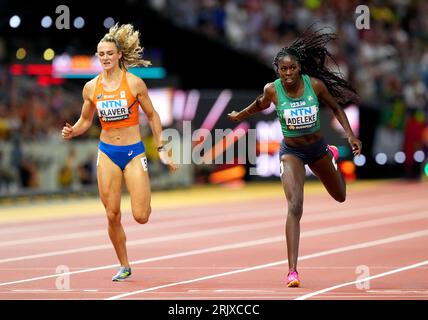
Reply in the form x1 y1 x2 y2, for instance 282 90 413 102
414 150 425 163
103 17 115 28
9 15 21 28
73 17 85 29
16 48 27 60
41 16 53 28
43 48 55 61
394 151 406 164
353 154 366 167
375 153 387 165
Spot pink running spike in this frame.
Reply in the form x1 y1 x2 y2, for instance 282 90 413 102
328 145 339 160
287 270 300 287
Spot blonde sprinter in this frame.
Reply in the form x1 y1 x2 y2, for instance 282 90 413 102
62 24 177 281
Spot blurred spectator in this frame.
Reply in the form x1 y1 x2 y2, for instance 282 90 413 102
404 76 428 110
58 148 76 189
19 157 40 188
78 153 96 186
9 136 23 185
0 151 13 193
403 109 425 179
9 136 40 188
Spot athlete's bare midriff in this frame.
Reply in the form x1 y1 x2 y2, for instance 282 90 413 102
100 124 141 145
284 131 323 147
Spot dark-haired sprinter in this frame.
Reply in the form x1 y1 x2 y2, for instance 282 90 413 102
228 28 362 287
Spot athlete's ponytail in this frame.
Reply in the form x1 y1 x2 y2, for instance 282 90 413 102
100 23 151 69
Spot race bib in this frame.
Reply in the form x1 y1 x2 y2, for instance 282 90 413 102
140 156 148 171
96 99 129 122
283 105 318 130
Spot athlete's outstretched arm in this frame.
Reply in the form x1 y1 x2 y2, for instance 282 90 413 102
134 78 177 171
228 83 275 122
62 82 96 139
312 78 362 156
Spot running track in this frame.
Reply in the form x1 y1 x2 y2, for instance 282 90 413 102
0 180 427 300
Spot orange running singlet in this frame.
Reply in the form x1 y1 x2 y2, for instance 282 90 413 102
93 71 140 130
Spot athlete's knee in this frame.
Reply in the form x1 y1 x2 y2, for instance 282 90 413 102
133 206 151 224
287 198 303 218
134 215 149 224
106 209 121 225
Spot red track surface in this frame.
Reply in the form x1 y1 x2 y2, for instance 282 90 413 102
0 180 427 300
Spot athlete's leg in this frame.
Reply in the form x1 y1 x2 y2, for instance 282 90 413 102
123 153 151 224
280 154 306 272
97 151 129 267
309 152 346 202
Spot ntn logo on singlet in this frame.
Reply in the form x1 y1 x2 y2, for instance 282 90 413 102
97 99 128 109
289 106 314 117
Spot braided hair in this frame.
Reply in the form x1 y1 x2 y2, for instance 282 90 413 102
273 27 359 106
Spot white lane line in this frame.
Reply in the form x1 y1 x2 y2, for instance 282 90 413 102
0 220 281 264
0 209 426 265
302 210 428 237
0 237 281 287
1 196 425 250
366 289 428 293
0 208 283 248
1 188 422 235
0 218 105 236
1 227 427 294
295 260 428 300
0 202 273 234
105 229 428 300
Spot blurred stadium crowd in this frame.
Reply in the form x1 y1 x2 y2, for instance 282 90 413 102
0 0 428 191
150 0 428 109
0 0 427 140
